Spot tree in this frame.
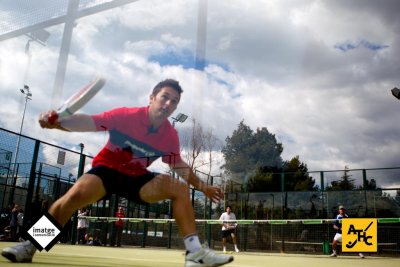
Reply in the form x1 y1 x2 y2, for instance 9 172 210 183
203 128 223 178
247 168 278 192
221 120 255 175
179 118 223 179
222 121 318 193
363 178 377 190
284 156 317 191
178 119 222 218
326 166 356 191
245 156 317 192
222 120 283 185
180 118 205 171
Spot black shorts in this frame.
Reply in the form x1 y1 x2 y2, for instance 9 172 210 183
221 228 236 238
86 165 157 205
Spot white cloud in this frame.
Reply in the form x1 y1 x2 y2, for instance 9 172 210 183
0 0 399 188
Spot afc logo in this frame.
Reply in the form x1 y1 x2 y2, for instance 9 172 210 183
342 218 377 252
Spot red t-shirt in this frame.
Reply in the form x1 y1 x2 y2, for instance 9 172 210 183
91 106 182 176
115 211 125 227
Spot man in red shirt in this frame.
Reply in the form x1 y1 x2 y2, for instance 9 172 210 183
2 79 233 267
110 207 125 247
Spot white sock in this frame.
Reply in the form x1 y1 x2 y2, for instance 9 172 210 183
183 234 201 253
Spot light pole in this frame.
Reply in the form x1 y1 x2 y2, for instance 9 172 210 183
168 113 188 248
13 85 32 169
9 85 32 205
170 113 188 174
11 30 48 178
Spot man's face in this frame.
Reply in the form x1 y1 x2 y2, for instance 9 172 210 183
149 86 180 120
226 207 231 213
339 208 345 215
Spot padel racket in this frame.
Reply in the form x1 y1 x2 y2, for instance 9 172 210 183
48 76 106 124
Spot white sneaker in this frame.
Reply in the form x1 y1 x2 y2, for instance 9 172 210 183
359 253 365 258
235 247 240 253
1 240 37 262
185 245 234 267
330 252 337 257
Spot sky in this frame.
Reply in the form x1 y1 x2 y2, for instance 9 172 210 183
0 0 399 189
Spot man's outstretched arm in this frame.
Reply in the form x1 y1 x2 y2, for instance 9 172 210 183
39 110 96 132
171 160 224 203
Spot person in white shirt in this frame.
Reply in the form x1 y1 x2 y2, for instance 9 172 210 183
219 206 239 253
77 208 89 244
330 205 364 258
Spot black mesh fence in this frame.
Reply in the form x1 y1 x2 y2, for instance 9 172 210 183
0 127 399 255
0 127 89 235
81 217 399 256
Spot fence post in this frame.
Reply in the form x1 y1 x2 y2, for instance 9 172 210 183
362 169 368 216
23 140 40 227
280 172 285 253
141 204 149 248
70 144 86 245
207 176 213 246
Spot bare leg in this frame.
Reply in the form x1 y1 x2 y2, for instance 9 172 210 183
231 233 239 252
48 174 106 226
231 233 238 245
332 240 338 251
222 237 227 249
139 174 196 236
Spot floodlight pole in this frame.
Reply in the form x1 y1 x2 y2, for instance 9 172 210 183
13 86 32 170
9 86 32 205
167 113 188 248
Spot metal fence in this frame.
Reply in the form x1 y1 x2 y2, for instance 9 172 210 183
0 127 88 232
0 127 399 255
81 217 399 255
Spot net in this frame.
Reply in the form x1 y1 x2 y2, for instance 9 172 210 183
79 216 400 255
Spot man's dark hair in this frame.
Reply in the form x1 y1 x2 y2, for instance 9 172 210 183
226 205 232 210
152 79 183 97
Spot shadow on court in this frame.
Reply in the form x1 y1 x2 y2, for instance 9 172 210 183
0 243 399 267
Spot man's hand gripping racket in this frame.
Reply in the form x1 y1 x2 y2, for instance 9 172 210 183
39 76 106 129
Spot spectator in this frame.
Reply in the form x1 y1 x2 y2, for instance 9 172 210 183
110 207 125 247
9 204 19 241
16 208 24 240
77 208 89 244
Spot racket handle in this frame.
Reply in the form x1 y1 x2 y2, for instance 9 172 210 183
48 113 59 125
